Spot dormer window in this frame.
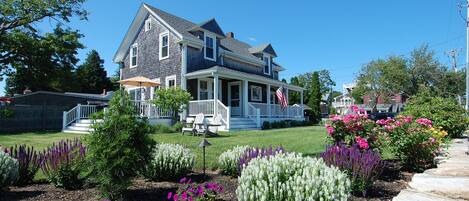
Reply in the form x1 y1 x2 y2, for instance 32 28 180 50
145 18 152 31
204 33 216 61
130 43 138 68
263 56 271 75
159 32 169 60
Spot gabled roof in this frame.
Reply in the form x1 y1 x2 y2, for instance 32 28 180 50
248 44 277 57
190 18 225 38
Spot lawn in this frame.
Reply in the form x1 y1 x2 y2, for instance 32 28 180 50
0 126 327 170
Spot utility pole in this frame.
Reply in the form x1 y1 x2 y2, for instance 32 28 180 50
447 49 459 72
466 0 469 110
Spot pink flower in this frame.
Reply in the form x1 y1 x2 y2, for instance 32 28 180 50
181 191 187 200
325 124 335 136
384 124 395 131
395 121 402 127
351 105 359 113
376 119 387 125
355 136 369 149
167 192 173 200
402 116 412 123
416 118 432 127
173 194 179 201
430 137 436 144
330 115 342 122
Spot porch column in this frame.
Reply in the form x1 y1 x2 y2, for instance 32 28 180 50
243 80 249 117
180 43 188 121
213 74 219 116
267 84 271 118
300 90 304 118
286 87 289 116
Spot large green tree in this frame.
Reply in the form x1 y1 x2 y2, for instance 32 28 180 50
75 50 113 93
5 27 83 95
0 0 87 77
308 72 321 123
289 69 335 104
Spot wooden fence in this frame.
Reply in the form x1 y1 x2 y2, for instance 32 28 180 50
0 105 69 133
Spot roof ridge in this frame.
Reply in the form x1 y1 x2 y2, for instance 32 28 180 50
144 3 196 26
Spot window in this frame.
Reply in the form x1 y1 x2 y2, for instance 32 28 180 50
165 75 176 88
128 88 143 101
130 43 138 68
199 80 209 100
204 33 216 61
145 18 152 31
273 71 279 80
263 56 270 75
159 32 169 60
150 78 160 100
270 90 277 104
251 85 262 102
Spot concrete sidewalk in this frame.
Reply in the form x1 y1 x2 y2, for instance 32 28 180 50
393 137 469 201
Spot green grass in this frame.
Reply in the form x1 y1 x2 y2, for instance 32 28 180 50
0 131 84 150
152 126 327 169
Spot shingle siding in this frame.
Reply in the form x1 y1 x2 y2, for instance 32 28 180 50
222 57 274 79
121 16 182 88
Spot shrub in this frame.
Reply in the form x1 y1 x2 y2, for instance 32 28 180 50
236 153 351 201
167 177 224 201
402 93 469 138
321 144 384 196
5 144 41 186
261 121 271 130
84 90 155 200
238 146 284 173
0 151 19 189
153 87 192 120
41 138 86 189
171 121 184 132
326 107 380 151
218 146 249 177
379 115 446 171
143 143 194 181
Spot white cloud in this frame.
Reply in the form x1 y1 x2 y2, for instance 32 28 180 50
248 37 257 42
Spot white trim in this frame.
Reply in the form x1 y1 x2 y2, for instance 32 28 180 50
150 78 161 100
145 18 152 32
204 32 216 61
250 85 263 102
144 4 183 39
165 75 177 88
197 78 213 100
159 31 169 60
220 49 264 67
263 56 271 75
130 43 138 68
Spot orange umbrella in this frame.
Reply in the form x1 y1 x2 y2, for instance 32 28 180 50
118 76 160 87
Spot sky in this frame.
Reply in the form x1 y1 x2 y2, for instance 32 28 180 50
0 0 467 96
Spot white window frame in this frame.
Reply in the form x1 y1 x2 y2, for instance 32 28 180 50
159 32 169 60
197 79 212 100
250 85 263 102
165 75 176 88
204 33 216 61
150 78 160 100
145 18 152 32
263 56 271 75
130 43 138 68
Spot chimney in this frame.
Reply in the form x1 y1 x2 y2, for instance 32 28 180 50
226 32 234 38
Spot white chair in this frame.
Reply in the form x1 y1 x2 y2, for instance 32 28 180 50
182 113 205 135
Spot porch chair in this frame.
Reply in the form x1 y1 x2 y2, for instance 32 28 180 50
208 115 223 134
182 113 205 135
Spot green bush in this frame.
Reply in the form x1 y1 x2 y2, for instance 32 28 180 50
218 146 249 177
84 90 155 200
263 120 311 130
0 151 19 189
261 121 271 130
143 143 194 181
236 153 350 201
402 93 469 138
152 122 184 133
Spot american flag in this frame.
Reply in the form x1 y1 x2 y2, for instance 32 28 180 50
276 86 288 110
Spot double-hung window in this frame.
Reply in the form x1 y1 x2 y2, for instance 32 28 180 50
204 34 216 61
166 75 176 88
145 18 152 31
263 56 270 75
130 43 138 68
251 86 262 102
159 32 169 60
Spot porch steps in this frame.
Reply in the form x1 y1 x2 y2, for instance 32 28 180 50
229 117 259 130
63 119 101 134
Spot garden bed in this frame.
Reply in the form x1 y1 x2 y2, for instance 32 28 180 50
1 162 412 201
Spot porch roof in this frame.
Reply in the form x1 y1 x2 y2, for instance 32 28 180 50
185 66 304 91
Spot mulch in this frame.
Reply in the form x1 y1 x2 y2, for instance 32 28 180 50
1 161 412 201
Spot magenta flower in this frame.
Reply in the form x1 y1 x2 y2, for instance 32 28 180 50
167 192 173 200
325 124 335 136
416 118 432 127
330 115 342 122
355 136 369 149
351 105 359 113
173 194 179 201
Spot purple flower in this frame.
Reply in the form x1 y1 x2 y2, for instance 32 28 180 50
179 177 187 184
238 146 284 173
167 192 173 200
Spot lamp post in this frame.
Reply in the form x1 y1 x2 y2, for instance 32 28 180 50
198 138 211 178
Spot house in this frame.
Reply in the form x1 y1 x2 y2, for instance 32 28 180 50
113 3 305 130
331 83 356 115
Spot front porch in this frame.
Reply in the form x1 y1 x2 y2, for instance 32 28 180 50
185 66 305 130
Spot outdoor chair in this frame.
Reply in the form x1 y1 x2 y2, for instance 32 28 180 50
182 113 205 135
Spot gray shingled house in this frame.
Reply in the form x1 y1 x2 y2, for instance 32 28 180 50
113 3 305 130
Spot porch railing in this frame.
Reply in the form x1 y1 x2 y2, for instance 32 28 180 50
247 103 261 127
132 100 173 118
249 103 303 118
62 104 97 129
216 100 230 130
188 100 215 116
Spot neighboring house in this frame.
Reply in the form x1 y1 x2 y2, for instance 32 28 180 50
331 83 356 115
361 93 406 113
113 4 305 130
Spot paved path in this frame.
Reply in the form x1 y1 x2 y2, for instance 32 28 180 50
393 137 469 201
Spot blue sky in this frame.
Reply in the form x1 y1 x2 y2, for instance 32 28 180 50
0 0 466 96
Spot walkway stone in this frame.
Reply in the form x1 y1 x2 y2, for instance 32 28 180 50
393 137 469 201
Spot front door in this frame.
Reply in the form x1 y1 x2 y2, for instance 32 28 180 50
228 82 241 116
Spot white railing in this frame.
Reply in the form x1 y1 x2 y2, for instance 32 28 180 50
132 100 173 118
62 104 97 129
188 100 215 116
216 100 230 129
247 103 261 127
249 102 303 118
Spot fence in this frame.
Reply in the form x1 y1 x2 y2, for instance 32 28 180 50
0 105 70 133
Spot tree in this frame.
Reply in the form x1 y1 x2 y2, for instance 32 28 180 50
407 44 445 96
308 72 321 123
289 70 335 104
318 69 336 95
153 87 192 120
5 27 83 95
75 50 113 93
434 69 465 98
85 90 155 200
0 0 87 77
354 56 410 107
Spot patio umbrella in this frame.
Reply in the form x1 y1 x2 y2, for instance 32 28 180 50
118 76 160 87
